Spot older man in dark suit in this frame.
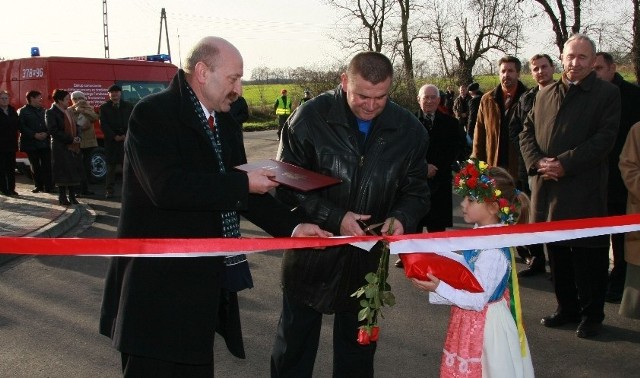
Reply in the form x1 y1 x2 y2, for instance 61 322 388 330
99 36 330 377
520 34 621 339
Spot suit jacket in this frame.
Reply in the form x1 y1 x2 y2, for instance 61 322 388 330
417 110 465 230
99 70 301 364
520 72 620 248
99 99 133 164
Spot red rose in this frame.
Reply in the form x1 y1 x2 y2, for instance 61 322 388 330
370 326 380 342
357 327 371 345
467 177 477 188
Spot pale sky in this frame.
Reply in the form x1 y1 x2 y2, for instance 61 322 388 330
2 1 629 79
3 0 347 78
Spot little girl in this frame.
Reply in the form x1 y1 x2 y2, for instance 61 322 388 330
411 159 535 378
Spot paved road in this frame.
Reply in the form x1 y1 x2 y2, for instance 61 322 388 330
1 130 639 377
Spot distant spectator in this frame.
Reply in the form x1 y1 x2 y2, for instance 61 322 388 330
298 89 312 107
0 90 19 196
593 51 640 303
466 82 482 141
69 91 99 196
18 90 53 193
46 89 82 206
230 96 249 126
274 89 291 140
100 85 133 199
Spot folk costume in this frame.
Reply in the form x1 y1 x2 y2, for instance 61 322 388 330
429 159 534 377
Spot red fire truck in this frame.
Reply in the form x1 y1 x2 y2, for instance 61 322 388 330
0 54 178 182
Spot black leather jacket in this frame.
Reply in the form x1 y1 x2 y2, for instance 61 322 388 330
276 85 430 313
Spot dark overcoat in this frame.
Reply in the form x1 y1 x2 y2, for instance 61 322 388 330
99 99 133 164
99 70 301 364
520 72 621 248
418 110 465 231
44 105 81 185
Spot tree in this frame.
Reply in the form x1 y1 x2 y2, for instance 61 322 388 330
424 0 524 85
517 0 583 54
325 0 393 52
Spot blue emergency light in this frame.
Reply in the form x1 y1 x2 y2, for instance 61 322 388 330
31 47 40 57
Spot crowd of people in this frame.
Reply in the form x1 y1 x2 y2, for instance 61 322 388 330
0 85 135 203
1 32 638 377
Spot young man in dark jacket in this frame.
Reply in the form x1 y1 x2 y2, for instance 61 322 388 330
18 90 53 193
271 51 430 377
0 91 19 196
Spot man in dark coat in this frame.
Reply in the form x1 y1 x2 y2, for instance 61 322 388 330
99 84 133 198
18 90 53 193
520 34 621 339
99 36 330 376
509 53 556 278
271 51 430 377
415 84 465 232
593 51 640 303
0 91 19 196
466 82 482 140
472 55 528 179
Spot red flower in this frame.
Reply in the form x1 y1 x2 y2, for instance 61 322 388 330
467 177 478 189
357 327 371 345
370 326 380 342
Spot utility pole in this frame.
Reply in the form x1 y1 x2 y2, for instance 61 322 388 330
158 8 172 63
103 0 110 58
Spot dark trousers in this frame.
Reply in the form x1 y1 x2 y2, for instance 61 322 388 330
0 151 16 193
271 291 376 378
121 353 213 378
80 147 94 192
276 115 288 139
608 202 627 295
26 148 53 191
547 244 609 323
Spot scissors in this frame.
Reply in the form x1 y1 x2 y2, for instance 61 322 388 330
357 220 385 236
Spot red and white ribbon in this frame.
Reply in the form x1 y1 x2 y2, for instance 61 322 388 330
0 214 639 257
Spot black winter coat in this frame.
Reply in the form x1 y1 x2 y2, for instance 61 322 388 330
99 70 302 365
18 104 49 152
99 99 133 164
276 85 430 313
0 106 19 152
608 73 640 205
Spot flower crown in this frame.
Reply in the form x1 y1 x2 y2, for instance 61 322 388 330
452 159 520 225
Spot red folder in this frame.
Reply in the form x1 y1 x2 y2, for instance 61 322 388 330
235 159 342 192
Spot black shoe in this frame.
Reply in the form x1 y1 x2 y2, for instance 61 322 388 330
518 265 546 278
394 258 404 268
576 319 602 338
105 191 114 199
541 313 581 328
32 187 43 193
69 197 79 205
59 198 71 206
605 291 622 304
9 191 19 196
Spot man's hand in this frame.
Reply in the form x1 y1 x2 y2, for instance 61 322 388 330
427 163 438 178
340 211 372 236
536 157 565 181
380 217 404 236
292 223 333 238
247 168 279 194
35 132 47 141
410 273 440 292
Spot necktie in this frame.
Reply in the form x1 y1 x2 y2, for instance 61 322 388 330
505 94 512 109
425 113 434 132
208 115 216 132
